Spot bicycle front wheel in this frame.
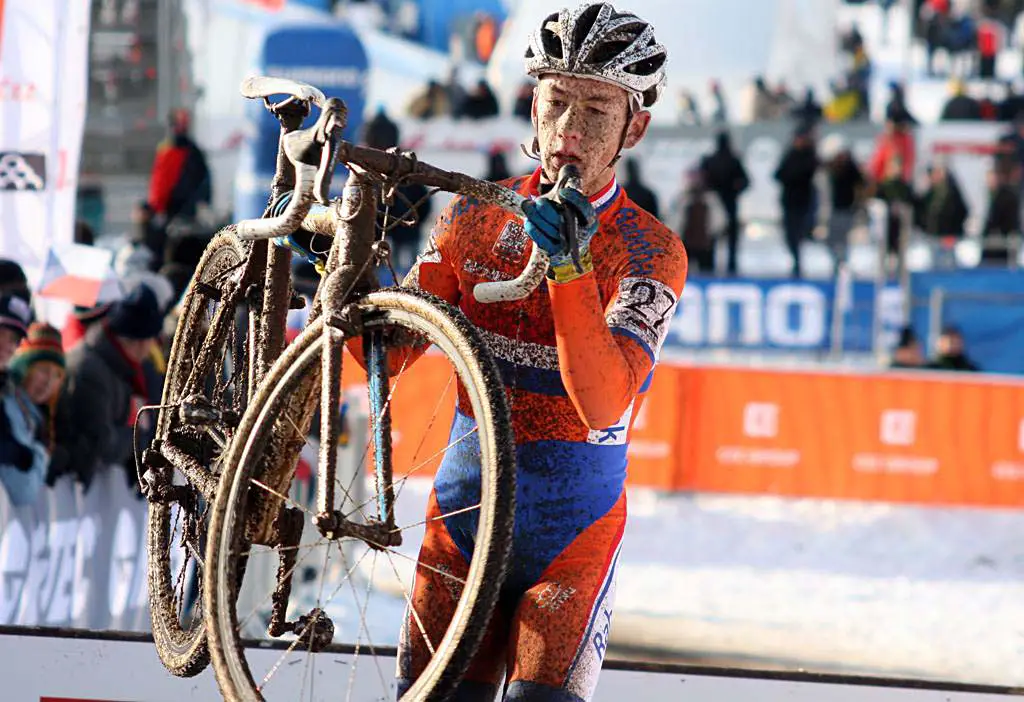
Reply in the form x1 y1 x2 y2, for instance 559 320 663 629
205 288 515 701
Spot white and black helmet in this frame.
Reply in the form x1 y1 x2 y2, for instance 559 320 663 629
525 3 668 109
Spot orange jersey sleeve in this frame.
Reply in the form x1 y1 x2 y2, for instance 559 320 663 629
548 214 688 429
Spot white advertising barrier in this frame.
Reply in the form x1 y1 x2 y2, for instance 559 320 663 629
0 469 153 632
0 0 91 266
0 629 1017 702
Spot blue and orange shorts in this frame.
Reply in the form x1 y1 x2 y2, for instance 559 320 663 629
397 490 626 702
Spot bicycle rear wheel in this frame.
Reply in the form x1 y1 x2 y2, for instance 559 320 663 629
205 288 515 701
148 231 253 677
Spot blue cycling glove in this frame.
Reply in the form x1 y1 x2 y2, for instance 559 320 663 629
269 190 329 273
522 186 598 284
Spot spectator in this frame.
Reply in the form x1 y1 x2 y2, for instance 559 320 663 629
998 80 1024 120
445 66 469 119
0 260 30 303
981 167 1021 265
484 148 512 182
361 104 400 153
840 23 865 55
890 326 926 369
885 82 918 124
941 79 983 120
0 295 42 505
773 81 797 119
848 46 873 117
709 79 729 124
977 15 1002 79
927 326 979 371
821 134 865 274
915 160 969 268
700 130 750 275
677 89 702 126
774 123 820 279
513 80 535 121
622 158 660 219
674 169 716 273
63 283 163 491
8 324 70 487
867 114 916 268
747 76 776 122
792 87 824 125
461 78 500 120
407 79 451 119
923 0 952 76
147 108 212 227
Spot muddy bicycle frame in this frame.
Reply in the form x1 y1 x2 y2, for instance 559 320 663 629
150 76 566 641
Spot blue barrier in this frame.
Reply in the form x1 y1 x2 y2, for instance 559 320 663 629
664 276 904 354
909 269 1024 375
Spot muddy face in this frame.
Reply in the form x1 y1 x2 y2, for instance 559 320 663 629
532 74 651 196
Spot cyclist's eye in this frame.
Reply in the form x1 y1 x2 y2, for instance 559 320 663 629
587 106 608 116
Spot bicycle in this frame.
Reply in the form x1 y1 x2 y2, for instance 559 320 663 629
143 76 570 701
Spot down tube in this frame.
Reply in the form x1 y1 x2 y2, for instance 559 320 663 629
366 329 395 527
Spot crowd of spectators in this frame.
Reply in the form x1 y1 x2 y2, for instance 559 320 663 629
0 256 174 508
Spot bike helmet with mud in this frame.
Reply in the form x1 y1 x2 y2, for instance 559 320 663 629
525 2 667 109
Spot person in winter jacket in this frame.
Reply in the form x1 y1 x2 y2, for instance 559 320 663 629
915 160 969 268
63 284 163 491
774 124 820 278
700 130 749 275
147 109 211 223
0 295 45 505
8 324 69 488
621 157 660 219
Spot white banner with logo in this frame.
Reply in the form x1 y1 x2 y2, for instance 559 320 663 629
0 0 91 267
0 469 153 631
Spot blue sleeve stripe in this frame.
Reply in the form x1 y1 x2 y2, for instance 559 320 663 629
610 327 656 364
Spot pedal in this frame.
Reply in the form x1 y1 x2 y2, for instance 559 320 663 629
289 292 307 310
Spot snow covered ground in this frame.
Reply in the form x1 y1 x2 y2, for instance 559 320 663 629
282 476 1024 688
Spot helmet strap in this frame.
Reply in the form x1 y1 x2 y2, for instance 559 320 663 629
606 101 636 168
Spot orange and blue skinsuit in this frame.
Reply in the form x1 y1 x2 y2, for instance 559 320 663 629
398 168 687 701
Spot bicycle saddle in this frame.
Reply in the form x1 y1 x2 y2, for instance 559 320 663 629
240 76 326 108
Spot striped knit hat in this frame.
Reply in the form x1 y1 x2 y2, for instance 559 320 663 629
10 323 65 380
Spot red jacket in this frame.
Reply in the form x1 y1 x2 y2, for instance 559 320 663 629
868 130 915 184
978 21 1000 57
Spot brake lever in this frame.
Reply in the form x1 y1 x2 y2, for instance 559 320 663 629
314 99 348 205
551 164 584 273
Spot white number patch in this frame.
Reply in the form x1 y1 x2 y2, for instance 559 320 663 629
606 277 678 358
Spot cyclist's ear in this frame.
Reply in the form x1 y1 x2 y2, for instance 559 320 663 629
623 110 652 151
531 86 539 130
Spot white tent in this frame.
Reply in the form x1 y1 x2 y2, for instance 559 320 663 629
485 0 842 126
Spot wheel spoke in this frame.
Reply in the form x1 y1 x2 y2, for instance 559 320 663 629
393 502 481 533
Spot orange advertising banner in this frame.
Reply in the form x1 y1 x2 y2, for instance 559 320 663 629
342 346 1024 508
676 366 1024 508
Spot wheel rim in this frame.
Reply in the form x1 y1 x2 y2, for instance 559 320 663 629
150 236 249 670
206 292 514 701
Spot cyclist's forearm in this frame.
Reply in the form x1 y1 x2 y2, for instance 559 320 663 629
548 273 645 429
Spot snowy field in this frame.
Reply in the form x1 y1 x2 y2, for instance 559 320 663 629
276 476 1024 688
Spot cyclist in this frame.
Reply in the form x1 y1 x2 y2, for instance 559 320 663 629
397 5 686 700
276 3 685 699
